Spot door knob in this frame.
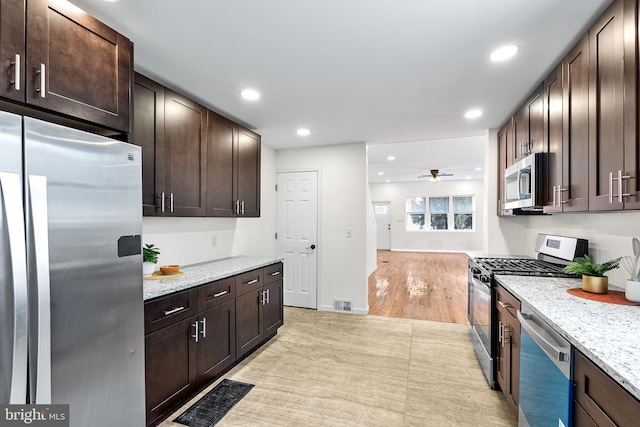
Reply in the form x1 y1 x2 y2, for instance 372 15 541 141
306 244 316 250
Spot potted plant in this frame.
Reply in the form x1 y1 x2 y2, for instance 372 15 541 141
563 255 621 294
143 243 160 276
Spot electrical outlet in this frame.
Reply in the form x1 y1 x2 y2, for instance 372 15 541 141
346 228 352 238
212 235 217 247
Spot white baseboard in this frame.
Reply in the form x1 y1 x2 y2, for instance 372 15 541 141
390 248 471 253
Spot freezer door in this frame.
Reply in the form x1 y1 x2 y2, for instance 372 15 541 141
0 111 28 404
24 117 145 426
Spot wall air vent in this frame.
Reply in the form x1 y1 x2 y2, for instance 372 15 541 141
333 299 352 312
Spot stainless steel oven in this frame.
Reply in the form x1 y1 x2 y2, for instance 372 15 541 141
467 234 588 390
468 260 495 387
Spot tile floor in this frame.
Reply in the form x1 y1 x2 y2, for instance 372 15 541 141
160 307 516 427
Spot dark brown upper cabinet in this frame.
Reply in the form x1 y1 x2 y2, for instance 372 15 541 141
562 35 590 212
17 0 132 133
0 0 25 103
237 126 261 217
497 121 510 216
206 110 238 217
543 64 565 213
206 116 261 218
513 85 544 162
132 73 165 216
588 0 627 211
164 89 207 217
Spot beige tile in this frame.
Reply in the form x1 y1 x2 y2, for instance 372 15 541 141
160 309 516 427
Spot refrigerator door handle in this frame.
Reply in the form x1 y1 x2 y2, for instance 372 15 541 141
0 172 28 403
28 175 52 404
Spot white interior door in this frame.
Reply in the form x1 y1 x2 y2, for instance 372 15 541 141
373 201 391 250
276 171 318 308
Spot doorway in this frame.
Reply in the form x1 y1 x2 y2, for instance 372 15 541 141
276 170 319 309
372 201 391 250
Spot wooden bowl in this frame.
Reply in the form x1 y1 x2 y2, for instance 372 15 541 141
159 265 180 275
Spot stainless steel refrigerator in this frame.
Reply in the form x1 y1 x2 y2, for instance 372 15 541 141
0 110 146 426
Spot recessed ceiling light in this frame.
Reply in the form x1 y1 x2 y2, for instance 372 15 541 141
240 89 260 100
387 156 395 161
378 172 384 176
466 177 471 180
297 128 310 136
385 179 390 183
490 45 520 62
475 167 482 171
464 109 483 119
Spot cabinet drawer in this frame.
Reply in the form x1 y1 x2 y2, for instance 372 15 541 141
144 289 197 334
198 277 235 311
574 350 640 426
264 263 283 285
496 285 521 319
235 268 264 296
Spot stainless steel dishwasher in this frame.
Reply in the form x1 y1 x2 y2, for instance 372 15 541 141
517 303 573 427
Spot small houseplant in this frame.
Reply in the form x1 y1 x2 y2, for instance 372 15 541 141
563 255 621 294
143 243 160 276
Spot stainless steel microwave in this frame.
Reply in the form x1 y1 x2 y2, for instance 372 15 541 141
504 152 545 210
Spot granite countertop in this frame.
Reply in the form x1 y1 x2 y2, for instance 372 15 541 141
495 275 640 400
143 256 281 301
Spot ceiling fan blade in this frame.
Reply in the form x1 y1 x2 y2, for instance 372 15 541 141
439 172 454 176
417 174 430 178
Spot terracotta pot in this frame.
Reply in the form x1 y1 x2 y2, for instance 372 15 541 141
582 275 608 294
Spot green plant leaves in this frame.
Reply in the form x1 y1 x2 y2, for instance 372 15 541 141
143 243 160 264
563 255 621 277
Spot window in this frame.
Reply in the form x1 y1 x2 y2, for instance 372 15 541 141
405 195 474 231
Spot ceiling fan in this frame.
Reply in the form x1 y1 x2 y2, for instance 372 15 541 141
417 169 454 181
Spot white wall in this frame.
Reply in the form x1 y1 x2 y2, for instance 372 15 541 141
369 179 485 252
142 145 277 267
277 143 369 314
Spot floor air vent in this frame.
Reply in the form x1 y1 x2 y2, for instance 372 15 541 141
333 299 352 312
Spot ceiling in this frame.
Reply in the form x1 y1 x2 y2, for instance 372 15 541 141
71 0 611 183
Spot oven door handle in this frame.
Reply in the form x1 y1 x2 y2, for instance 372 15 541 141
472 279 491 296
517 310 570 363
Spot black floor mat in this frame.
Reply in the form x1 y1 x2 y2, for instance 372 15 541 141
173 379 255 427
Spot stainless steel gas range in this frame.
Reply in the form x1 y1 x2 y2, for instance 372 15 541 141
467 234 588 389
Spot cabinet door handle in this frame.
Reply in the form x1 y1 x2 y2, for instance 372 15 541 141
618 170 631 203
213 290 228 298
503 325 510 344
200 317 206 338
246 279 259 285
192 321 199 343
241 200 245 215
266 288 270 304
234 200 240 215
498 320 503 345
270 271 280 277
35 64 45 98
260 290 265 305
170 192 174 213
552 185 556 207
609 172 614 204
11 54 20 91
163 306 185 316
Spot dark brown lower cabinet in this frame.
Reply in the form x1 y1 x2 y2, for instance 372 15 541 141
145 317 197 426
495 285 521 418
197 301 236 385
144 263 283 426
573 349 640 426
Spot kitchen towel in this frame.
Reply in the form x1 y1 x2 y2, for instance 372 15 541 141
174 379 255 427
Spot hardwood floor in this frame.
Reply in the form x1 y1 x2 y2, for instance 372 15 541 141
368 250 469 324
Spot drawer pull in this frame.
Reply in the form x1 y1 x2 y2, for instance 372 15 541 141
213 290 228 298
163 306 185 316
498 301 512 309
270 271 280 276
245 279 259 285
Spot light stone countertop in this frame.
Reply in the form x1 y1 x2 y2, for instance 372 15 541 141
143 256 281 301
495 275 640 401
